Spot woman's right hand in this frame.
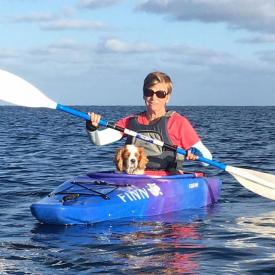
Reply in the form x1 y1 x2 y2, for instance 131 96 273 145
88 112 102 127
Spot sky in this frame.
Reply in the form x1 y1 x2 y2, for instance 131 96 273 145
1 0 275 106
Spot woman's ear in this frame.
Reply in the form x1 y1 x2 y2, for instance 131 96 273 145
166 93 171 103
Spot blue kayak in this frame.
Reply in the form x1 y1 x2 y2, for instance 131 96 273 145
30 171 222 225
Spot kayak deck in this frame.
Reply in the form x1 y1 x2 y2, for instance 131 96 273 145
31 171 222 225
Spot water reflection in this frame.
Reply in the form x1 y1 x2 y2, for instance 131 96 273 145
236 211 275 239
30 208 216 273
222 210 275 256
0 258 17 274
116 221 201 274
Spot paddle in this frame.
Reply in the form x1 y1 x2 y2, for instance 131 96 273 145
1 69 275 200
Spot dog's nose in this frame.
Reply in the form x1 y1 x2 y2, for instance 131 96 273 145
130 159 136 163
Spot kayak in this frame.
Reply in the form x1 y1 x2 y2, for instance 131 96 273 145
30 171 222 225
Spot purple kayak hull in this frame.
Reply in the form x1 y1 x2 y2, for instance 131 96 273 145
30 171 222 225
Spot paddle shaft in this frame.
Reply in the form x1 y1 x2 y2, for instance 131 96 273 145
56 104 227 170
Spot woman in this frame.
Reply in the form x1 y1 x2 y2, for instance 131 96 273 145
86 71 212 173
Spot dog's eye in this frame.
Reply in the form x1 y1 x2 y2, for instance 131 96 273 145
123 151 130 159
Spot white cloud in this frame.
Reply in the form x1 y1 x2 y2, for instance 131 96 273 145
3 36 275 85
237 34 275 44
137 0 275 33
97 38 157 53
94 39 275 75
10 11 109 31
165 44 233 67
41 19 107 31
12 12 56 23
28 39 92 63
256 50 275 63
47 39 85 50
0 49 19 59
78 0 122 9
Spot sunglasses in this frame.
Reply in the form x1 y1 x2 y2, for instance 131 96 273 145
143 89 168 99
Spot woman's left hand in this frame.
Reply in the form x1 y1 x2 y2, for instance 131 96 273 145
185 147 202 161
185 150 198 161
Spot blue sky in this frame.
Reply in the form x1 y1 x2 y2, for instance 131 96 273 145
1 0 275 106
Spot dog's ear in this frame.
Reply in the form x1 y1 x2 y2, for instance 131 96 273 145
114 148 124 172
137 147 148 170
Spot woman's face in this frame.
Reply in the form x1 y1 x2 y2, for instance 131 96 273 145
143 82 170 113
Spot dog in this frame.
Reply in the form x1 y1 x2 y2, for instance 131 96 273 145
114 144 148 175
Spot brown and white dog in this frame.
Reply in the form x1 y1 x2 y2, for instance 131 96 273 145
114 144 148 175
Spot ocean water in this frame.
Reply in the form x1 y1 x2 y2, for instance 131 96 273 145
0 106 274 274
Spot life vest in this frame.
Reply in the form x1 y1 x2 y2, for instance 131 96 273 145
125 110 184 171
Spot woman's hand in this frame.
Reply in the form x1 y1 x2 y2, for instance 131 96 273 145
185 147 202 161
185 150 198 161
88 112 102 127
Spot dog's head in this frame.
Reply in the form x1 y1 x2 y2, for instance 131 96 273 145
114 144 148 174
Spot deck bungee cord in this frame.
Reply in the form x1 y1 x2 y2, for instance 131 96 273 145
53 178 132 202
